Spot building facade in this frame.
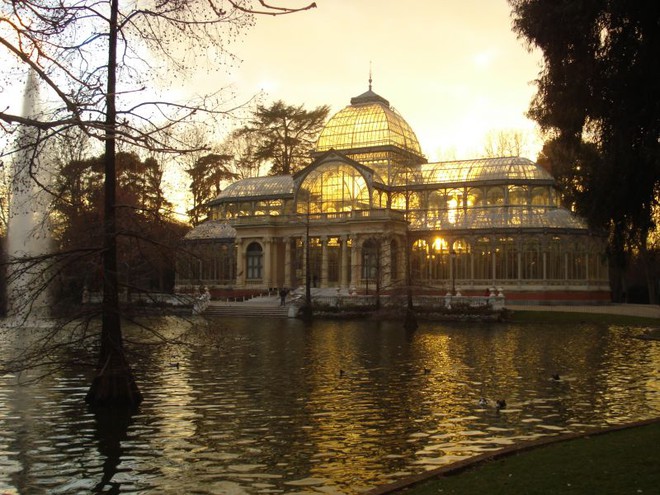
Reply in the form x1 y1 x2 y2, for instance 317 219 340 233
177 88 610 304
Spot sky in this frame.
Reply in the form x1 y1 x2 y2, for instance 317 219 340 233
1 0 546 219
213 0 544 162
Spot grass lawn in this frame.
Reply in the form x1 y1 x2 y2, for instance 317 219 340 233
392 421 660 495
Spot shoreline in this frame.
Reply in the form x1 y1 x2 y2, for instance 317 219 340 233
363 417 660 495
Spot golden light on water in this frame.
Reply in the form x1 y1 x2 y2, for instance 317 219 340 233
1 319 658 493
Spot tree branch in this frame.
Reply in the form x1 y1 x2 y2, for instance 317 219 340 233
232 0 317 15
0 36 82 118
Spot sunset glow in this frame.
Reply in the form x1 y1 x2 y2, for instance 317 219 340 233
217 1 544 161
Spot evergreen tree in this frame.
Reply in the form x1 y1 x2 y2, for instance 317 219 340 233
54 152 184 299
186 153 237 226
243 101 329 175
509 0 660 301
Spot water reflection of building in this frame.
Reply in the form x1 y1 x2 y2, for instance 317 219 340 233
178 86 609 303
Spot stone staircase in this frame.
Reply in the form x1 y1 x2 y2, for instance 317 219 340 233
203 296 291 318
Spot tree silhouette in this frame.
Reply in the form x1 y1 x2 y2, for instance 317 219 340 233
482 129 530 158
0 0 316 407
241 100 330 175
221 127 263 179
186 152 237 226
509 0 660 301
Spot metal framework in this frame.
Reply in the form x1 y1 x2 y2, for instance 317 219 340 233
179 86 609 302
316 89 423 157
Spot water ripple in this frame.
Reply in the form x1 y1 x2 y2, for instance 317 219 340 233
0 318 658 493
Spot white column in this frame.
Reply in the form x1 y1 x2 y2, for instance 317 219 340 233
382 237 391 288
321 236 329 288
340 235 349 289
351 235 360 290
449 250 455 287
236 238 246 288
492 251 497 282
263 237 272 289
284 237 291 288
302 237 308 287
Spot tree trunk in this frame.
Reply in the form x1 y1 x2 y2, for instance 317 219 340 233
86 342 143 406
639 240 657 305
86 0 142 407
608 224 627 303
301 206 313 322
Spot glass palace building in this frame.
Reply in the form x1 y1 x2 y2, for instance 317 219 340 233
177 87 610 304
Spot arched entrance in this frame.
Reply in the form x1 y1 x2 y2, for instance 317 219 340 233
246 242 263 281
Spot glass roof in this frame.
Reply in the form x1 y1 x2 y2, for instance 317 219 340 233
409 206 588 231
420 157 553 186
316 89 423 157
211 176 293 203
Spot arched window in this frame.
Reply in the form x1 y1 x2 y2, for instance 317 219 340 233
297 163 370 214
327 237 340 284
391 192 409 211
495 237 517 279
586 239 607 281
373 189 387 208
411 239 427 281
446 188 463 224
486 187 505 206
508 186 528 205
474 237 493 281
546 236 564 280
308 237 322 287
452 239 471 280
466 188 482 208
567 239 587 280
428 190 444 211
429 236 449 281
531 187 550 206
521 240 542 279
246 242 263 280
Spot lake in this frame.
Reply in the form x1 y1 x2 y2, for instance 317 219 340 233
1 316 659 494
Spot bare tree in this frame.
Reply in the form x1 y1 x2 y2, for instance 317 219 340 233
0 160 9 236
222 127 264 179
0 0 316 407
482 129 528 158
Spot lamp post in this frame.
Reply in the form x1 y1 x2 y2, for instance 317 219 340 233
450 249 456 296
305 204 311 309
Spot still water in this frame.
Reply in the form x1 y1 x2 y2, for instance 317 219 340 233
1 317 659 494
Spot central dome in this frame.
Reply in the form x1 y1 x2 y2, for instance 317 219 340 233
316 88 423 158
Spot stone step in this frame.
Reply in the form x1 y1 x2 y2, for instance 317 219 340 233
203 303 290 318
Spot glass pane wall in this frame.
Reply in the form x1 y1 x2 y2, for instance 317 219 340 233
297 163 370 213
